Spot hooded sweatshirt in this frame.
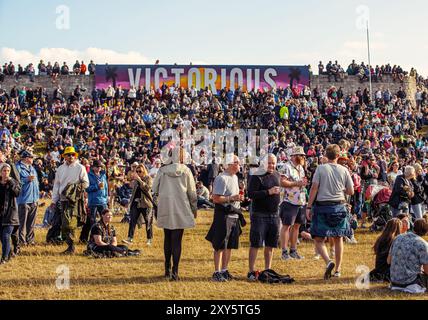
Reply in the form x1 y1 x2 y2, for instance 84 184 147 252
152 163 197 230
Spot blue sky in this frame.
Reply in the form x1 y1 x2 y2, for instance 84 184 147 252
1 0 427 75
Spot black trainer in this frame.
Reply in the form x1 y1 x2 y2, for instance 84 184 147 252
221 270 234 281
324 261 335 280
212 272 227 282
247 271 259 281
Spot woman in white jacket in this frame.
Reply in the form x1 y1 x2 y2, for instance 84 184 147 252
152 150 197 281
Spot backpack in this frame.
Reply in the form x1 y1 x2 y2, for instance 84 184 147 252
257 269 295 284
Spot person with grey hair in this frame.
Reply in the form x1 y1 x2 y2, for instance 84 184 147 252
0 163 21 264
389 165 415 217
206 154 244 282
247 154 284 281
410 163 427 220
16 150 39 247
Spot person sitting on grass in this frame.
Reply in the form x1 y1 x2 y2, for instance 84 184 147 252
388 217 428 292
369 218 402 282
196 180 214 209
86 208 140 258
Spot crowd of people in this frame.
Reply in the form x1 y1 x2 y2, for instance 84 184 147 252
317 59 428 85
0 60 96 83
0 60 427 292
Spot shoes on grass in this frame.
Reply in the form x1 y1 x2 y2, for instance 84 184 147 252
212 271 227 282
324 261 335 280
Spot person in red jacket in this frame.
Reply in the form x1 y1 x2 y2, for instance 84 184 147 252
80 61 87 75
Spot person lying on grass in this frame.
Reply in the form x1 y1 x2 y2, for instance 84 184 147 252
86 208 140 258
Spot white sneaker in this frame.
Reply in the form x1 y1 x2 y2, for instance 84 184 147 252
314 254 321 260
122 238 133 245
146 239 152 246
346 236 358 244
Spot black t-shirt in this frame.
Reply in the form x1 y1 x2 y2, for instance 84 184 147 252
89 221 116 245
247 172 281 214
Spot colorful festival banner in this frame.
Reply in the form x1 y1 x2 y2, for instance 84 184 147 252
95 65 309 94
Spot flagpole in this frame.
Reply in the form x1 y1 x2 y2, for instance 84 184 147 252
367 20 372 100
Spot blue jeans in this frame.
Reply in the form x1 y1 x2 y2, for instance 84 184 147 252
1 225 15 260
410 203 424 220
353 191 363 219
197 197 214 208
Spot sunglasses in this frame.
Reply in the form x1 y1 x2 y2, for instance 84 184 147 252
136 170 143 173
65 154 75 157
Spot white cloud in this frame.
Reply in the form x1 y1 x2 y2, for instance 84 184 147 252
0 47 153 67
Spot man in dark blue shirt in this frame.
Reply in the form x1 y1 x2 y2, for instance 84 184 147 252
247 154 283 280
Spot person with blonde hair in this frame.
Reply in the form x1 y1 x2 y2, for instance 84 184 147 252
123 164 154 245
152 149 197 281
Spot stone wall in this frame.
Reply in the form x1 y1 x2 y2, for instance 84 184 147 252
0 75 95 99
0 74 418 104
310 74 417 104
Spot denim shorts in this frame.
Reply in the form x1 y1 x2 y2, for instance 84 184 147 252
249 214 280 248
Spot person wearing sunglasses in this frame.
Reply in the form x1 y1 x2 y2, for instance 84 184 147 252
51 146 89 255
123 164 154 246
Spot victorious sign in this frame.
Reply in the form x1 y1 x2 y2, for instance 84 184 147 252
95 65 309 93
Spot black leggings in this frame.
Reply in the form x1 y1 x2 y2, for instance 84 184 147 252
128 206 153 240
163 229 184 273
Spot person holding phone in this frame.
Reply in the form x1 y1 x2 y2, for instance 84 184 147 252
279 146 308 260
15 150 39 249
206 155 244 282
247 154 283 281
79 160 108 243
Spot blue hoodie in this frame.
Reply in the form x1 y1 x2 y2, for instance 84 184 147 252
86 170 108 206
16 161 39 205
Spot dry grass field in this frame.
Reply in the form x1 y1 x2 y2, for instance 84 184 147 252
9 111 423 301
0 204 426 300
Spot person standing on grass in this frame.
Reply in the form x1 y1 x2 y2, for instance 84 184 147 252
247 154 282 281
0 163 21 264
52 147 89 255
16 150 39 248
152 149 197 281
123 164 154 246
306 144 354 279
279 147 308 260
206 154 244 282
79 160 108 243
